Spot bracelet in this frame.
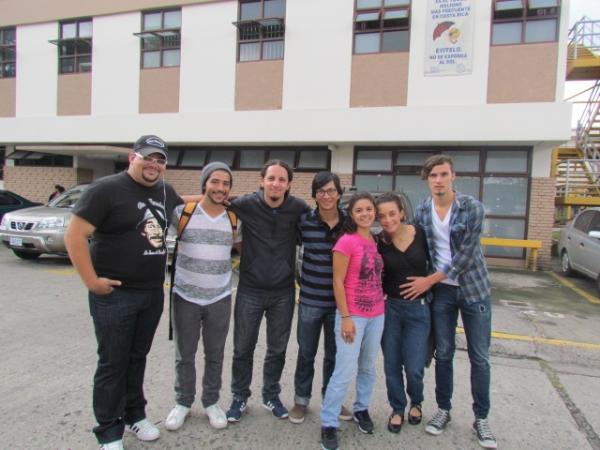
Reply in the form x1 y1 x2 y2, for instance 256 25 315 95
341 315 350 319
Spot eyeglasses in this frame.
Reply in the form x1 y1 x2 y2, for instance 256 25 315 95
316 188 339 198
135 152 167 166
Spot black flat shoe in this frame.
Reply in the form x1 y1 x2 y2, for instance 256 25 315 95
408 404 422 425
387 413 403 433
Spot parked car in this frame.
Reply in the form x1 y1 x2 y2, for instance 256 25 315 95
558 207 600 294
0 184 89 260
0 190 42 222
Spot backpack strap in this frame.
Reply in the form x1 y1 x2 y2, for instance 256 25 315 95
177 202 198 238
226 209 238 231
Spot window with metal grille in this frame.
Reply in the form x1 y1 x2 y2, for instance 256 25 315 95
353 0 411 54
491 0 560 45
234 0 286 62
0 27 16 78
136 9 181 68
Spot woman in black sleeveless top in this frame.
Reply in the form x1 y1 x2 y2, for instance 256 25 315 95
376 192 431 434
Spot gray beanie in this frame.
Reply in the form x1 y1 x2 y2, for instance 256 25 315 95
200 162 233 193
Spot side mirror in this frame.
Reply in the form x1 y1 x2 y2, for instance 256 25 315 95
589 230 600 239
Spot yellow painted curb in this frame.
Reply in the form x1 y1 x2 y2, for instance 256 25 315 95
457 327 600 351
550 272 600 305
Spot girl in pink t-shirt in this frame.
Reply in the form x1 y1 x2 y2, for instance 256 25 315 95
320 192 385 449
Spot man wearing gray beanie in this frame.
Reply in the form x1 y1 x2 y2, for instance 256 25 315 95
200 162 233 194
165 161 240 433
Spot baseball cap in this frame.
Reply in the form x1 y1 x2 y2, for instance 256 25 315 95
133 135 168 159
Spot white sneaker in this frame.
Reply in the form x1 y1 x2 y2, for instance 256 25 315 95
205 404 228 429
165 404 190 431
125 418 160 441
99 440 124 450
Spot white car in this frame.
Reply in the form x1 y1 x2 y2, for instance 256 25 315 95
0 184 88 260
558 207 600 294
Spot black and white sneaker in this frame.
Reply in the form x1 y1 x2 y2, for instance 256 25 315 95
473 418 497 449
321 426 339 450
262 396 289 419
425 408 451 435
353 409 374 434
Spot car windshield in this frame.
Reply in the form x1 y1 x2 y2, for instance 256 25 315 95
48 186 87 208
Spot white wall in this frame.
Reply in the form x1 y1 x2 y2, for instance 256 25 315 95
0 102 572 145
532 143 556 177
179 2 237 112
282 0 354 110
407 0 492 106
16 23 57 117
555 0 570 101
91 13 140 115
330 145 354 174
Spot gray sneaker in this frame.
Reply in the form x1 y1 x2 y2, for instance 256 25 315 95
425 409 451 435
473 418 497 449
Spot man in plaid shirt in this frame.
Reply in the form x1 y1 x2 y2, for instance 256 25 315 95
400 154 497 449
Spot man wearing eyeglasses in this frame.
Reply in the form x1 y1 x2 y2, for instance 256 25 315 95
65 135 183 450
288 171 352 425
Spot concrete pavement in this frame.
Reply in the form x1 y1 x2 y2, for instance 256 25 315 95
0 246 599 450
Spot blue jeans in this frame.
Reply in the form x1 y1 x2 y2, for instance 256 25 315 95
88 287 164 444
320 313 384 428
230 291 295 402
431 284 492 419
382 298 431 415
293 303 336 406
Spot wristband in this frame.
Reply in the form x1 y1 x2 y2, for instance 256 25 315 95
341 315 350 319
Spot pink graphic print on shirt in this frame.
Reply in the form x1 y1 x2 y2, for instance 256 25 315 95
355 242 383 313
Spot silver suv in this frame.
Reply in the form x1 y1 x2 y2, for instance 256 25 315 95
0 184 88 260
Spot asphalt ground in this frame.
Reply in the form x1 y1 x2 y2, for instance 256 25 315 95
0 245 599 450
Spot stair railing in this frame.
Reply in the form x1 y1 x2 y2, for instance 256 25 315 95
568 17 600 59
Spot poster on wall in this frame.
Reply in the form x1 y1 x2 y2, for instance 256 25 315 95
425 0 474 76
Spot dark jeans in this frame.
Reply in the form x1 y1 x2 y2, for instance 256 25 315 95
431 284 492 419
231 291 295 402
173 293 231 408
381 298 431 415
88 287 164 444
293 303 336 406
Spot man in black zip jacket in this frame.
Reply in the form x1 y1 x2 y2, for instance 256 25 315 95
225 160 309 422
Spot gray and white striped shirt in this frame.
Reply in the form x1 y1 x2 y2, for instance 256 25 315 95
170 204 241 306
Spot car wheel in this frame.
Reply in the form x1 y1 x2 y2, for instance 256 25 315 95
12 249 41 260
560 250 574 276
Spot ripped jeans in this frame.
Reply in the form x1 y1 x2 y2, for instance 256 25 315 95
431 284 492 419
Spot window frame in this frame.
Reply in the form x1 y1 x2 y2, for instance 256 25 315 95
491 0 560 46
353 146 533 259
0 27 16 79
235 0 286 62
166 146 331 172
138 8 182 69
50 18 93 75
353 0 411 55
7 150 74 167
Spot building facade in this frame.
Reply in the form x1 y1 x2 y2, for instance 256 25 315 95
0 0 572 268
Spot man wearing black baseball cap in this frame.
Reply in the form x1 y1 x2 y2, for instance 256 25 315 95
65 135 183 450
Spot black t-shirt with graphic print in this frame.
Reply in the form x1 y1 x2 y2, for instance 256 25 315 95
72 171 183 289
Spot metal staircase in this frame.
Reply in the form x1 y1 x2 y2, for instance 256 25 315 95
554 18 600 215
